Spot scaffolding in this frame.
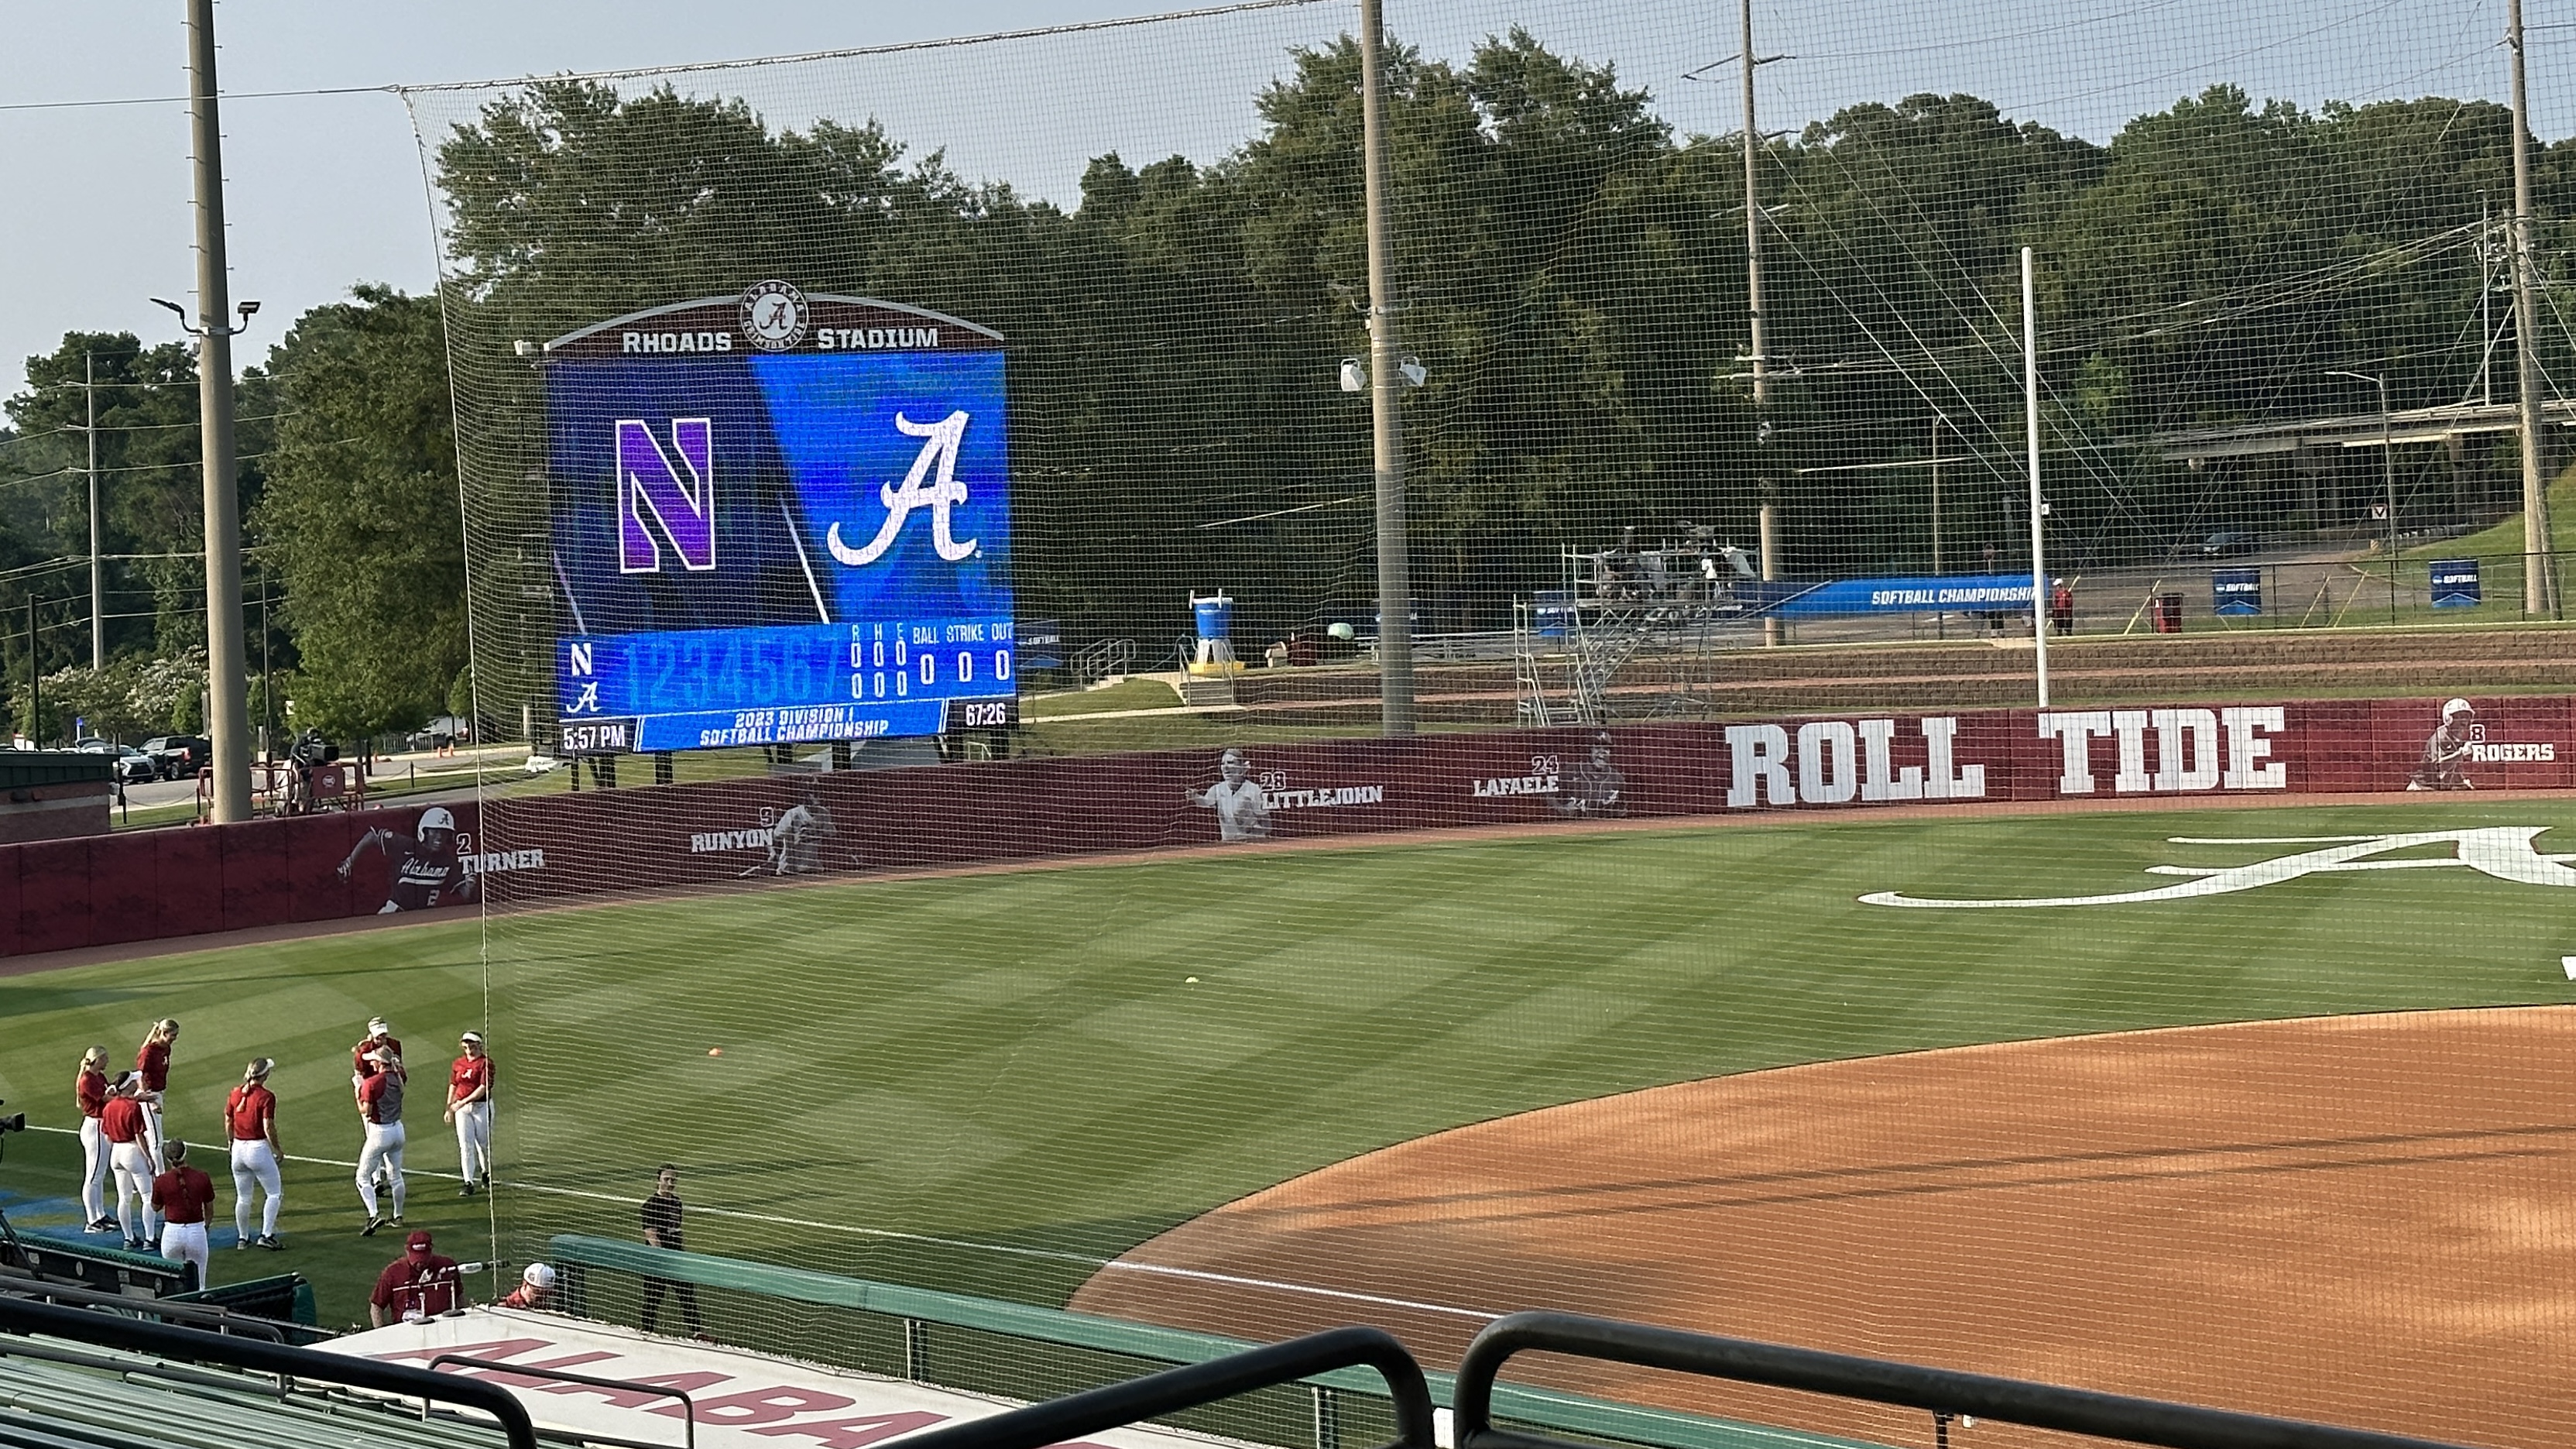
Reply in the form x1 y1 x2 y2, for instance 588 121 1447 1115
1513 527 1787 726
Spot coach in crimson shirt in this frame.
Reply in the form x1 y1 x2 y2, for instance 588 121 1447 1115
370 1230 461 1326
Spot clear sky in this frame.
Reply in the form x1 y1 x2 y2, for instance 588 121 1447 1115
0 0 2559 401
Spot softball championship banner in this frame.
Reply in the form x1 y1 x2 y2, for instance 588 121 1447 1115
2 694 2567 955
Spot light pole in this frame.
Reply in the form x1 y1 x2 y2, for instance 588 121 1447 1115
2326 370 2396 623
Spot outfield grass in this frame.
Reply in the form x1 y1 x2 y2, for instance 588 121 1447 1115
5 797 2574 1327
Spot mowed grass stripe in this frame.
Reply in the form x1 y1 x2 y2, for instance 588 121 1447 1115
5 802 2575 1324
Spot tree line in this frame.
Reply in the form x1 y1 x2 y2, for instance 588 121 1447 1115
2 29 2570 741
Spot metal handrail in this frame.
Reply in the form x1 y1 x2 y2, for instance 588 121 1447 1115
0 1293 539 1449
1451 1311 2468 1449
429 1353 695 1449
882 1326 1435 1449
0 1269 289 1341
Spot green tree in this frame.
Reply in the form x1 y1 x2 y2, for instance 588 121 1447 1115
256 287 464 746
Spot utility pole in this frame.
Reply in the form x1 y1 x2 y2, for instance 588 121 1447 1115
1358 0 1414 735
26 596 39 747
85 353 102 670
2509 0 2558 617
186 0 253 821
1742 0 1780 647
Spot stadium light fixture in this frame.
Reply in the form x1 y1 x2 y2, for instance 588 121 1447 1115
1398 355 1426 388
1339 357 1367 393
149 296 262 338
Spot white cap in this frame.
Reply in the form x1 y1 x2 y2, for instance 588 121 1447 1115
2444 698 2475 719
523 1262 557 1289
368 1018 390 1035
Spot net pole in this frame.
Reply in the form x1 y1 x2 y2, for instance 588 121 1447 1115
1360 0 1415 735
1743 0 1779 649
2508 0 2557 618
187 0 253 822
2022 246 2049 709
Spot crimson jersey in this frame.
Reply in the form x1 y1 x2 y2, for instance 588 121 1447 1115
151 1166 216 1224
100 1096 146 1144
136 1040 170 1093
76 1069 107 1118
353 1035 404 1078
372 1254 461 1318
450 1054 493 1103
227 1083 276 1141
359 1070 404 1125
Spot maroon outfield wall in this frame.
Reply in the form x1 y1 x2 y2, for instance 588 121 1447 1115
4 693 2565 955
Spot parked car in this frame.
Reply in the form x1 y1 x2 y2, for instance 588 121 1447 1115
404 715 473 752
2200 530 2259 558
73 737 159 785
140 735 211 780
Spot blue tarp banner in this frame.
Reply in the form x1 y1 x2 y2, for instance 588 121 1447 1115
2430 558 2482 608
2212 566 2263 616
1772 574 2036 617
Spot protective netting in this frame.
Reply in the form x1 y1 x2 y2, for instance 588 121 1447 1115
396 5 2576 1447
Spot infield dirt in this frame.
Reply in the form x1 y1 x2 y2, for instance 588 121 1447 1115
1074 1006 2576 1449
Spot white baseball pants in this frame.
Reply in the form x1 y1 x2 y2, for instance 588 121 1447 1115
454 1100 492 1185
355 1122 406 1218
78 1118 108 1224
158 1221 208 1289
231 1139 283 1239
109 1142 159 1241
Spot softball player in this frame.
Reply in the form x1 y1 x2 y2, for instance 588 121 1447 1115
499 1262 557 1310
150 1138 215 1290
75 1046 111 1232
351 1018 402 1083
100 1073 159 1251
226 1058 284 1249
444 1032 493 1195
135 1018 178 1159
354 1047 407 1233
352 1018 403 1197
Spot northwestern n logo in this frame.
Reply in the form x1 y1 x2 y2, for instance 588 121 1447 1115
617 418 715 573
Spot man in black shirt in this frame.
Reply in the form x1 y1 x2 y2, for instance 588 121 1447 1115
640 1164 705 1337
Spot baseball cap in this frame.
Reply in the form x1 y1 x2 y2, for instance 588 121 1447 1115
406 1230 435 1253
461 1031 484 1044
2444 698 2475 718
367 1017 390 1035
523 1262 557 1289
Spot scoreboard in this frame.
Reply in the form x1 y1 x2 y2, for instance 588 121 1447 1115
544 283 1015 753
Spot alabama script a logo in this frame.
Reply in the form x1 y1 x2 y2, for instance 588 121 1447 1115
1862 827 2576 908
617 418 714 574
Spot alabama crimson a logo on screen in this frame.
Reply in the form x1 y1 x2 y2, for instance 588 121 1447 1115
740 280 810 352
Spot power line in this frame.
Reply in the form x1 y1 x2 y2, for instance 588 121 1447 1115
0 82 399 114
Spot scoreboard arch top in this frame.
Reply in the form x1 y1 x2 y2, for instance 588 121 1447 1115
543 290 1003 362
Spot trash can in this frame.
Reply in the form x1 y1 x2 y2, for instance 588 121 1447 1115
2152 593 2184 634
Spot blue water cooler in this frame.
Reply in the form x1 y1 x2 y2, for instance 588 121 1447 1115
1189 592 1240 675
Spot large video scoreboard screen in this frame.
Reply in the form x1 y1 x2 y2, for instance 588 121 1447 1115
546 284 1014 754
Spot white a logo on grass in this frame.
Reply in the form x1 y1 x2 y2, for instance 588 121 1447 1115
1861 827 2576 908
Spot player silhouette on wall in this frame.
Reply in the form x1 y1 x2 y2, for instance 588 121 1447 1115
339 807 481 912
1186 749 1273 842
2407 698 2479 791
